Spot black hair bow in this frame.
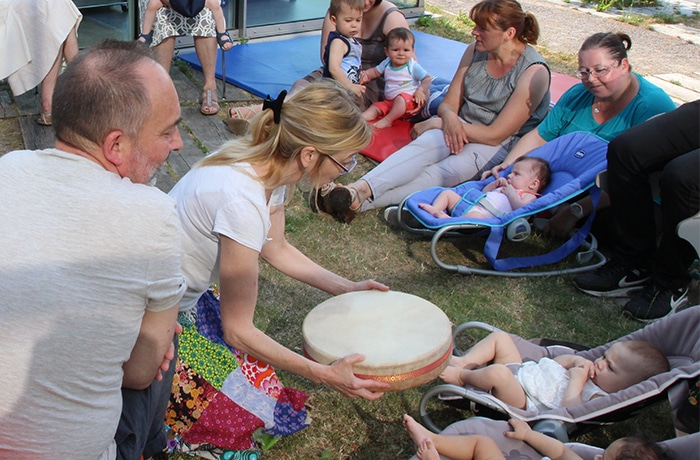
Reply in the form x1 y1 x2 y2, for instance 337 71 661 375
262 90 287 124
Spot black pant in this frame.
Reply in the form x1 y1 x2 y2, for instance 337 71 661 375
115 335 178 460
607 100 700 289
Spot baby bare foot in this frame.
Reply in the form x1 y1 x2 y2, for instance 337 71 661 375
417 439 440 460
373 118 393 129
439 365 465 386
411 117 442 139
403 414 434 448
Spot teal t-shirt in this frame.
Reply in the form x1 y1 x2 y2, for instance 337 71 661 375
537 74 676 142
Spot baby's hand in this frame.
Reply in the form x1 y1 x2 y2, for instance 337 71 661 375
359 71 371 85
414 88 426 107
569 365 593 383
504 418 532 441
350 84 366 98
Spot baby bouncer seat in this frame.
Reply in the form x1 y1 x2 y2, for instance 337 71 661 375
396 132 610 276
418 306 700 441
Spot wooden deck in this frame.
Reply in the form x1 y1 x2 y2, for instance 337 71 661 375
1 64 261 193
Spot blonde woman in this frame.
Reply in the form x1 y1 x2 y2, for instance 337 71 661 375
169 81 391 399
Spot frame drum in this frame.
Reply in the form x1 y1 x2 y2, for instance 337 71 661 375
302 291 452 391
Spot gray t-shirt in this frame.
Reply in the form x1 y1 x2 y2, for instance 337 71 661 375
0 149 185 459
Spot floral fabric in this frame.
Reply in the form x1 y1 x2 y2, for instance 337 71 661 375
165 289 310 456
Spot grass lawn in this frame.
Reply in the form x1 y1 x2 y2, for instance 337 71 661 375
170 7 680 460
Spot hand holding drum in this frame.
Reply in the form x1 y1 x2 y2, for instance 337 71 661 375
303 291 453 392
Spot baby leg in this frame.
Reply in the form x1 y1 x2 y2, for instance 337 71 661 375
363 104 383 122
455 364 528 409
404 414 505 460
450 331 522 369
374 97 406 129
418 190 461 218
206 0 234 50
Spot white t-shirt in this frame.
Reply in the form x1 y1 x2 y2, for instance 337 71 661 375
168 162 285 311
0 149 185 459
375 57 429 100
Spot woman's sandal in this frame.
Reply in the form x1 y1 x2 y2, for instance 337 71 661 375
36 113 52 126
136 32 153 46
216 31 234 51
200 89 220 116
229 106 260 121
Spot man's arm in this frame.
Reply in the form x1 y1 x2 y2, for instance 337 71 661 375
122 305 179 390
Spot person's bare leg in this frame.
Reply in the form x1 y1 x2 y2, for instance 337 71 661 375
411 117 443 139
152 36 176 73
194 35 217 94
38 24 79 119
450 331 522 369
442 364 527 409
404 414 505 460
374 97 405 129
63 25 79 62
194 36 219 114
39 51 62 116
418 190 461 218
207 0 233 50
362 105 382 122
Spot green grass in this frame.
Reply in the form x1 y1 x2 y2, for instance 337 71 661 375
169 6 681 459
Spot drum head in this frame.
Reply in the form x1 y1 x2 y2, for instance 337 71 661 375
302 291 452 391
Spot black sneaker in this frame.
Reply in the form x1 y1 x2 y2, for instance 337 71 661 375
573 261 650 297
623 283 689 322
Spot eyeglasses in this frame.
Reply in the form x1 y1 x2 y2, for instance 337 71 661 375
326 154 357 175
575 61 620 80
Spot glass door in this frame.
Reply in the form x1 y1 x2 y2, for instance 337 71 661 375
74 0 136 48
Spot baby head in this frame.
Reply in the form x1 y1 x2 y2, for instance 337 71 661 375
508 157 551 193
591 340 669 393
384 27 415 68
329 0 364 38
596 435 672 460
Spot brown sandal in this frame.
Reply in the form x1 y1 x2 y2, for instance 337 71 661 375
200 89 219 115
36 113 52 126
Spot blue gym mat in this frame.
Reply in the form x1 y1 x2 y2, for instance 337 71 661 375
177 31 468 98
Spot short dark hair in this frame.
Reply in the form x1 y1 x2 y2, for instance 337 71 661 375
52 40 155 152
514 156 551 191
385 27 414 47
329 0 364 17
612 435 673 460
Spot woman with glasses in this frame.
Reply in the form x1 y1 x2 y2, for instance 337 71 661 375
484 32 675 238
168 81 391 401
315 0 552 223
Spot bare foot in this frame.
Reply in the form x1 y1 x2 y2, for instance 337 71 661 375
439 365 465 386
372 118 394 129
411 117 442 139
417 439 440 460
418 203 450 219
403 414 434 447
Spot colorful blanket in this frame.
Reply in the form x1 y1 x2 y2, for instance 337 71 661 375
165 290 310 457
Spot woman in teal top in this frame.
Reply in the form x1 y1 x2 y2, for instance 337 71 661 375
486 32 676 237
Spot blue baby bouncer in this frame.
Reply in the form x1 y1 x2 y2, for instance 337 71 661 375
395 132 610 276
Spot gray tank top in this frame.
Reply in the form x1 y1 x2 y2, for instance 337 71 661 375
357 6 402 69
459 44 550 137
